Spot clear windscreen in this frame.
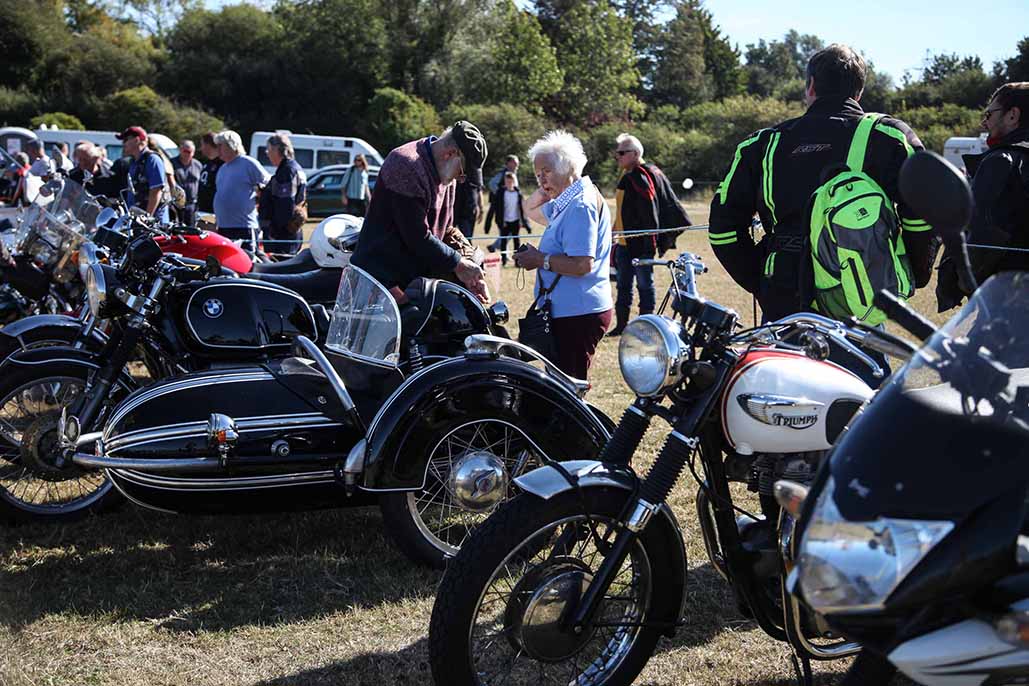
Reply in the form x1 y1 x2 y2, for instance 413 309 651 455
326 265 401 365
19 179 98 277
891 272 1029 429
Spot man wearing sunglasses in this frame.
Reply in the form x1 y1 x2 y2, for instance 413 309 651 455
937 82 1029 310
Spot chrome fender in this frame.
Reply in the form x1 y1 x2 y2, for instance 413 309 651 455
514 459 689 637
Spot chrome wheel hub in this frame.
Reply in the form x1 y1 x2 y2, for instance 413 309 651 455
449 450 509 512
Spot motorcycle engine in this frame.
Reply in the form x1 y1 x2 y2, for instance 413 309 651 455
725 450 824 497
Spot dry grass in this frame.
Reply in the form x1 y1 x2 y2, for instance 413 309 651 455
0 201 943 686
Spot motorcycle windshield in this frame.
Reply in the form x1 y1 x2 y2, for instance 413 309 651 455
19 178 98 274
325 264 401 366
828 272 1029 521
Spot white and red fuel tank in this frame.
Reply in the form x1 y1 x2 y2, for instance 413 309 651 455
721 349 874 455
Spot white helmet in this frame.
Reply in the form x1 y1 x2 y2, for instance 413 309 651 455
310 213 362 268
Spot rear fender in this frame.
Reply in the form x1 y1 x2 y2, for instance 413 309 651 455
0 314 105 355
515 460 688 636
4 345 138 392
360 357 611 491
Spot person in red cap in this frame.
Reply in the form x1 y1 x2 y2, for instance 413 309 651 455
117 126 169 222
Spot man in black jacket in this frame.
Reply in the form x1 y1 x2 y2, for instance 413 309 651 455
937 82 1029 311
709 44 938 323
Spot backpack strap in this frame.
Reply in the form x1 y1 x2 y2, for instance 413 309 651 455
846 113 883 173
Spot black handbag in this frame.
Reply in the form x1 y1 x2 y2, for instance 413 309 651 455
518 273 562 360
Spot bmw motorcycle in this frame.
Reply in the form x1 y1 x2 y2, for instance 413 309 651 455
785 153 1029 685
426 242 915 683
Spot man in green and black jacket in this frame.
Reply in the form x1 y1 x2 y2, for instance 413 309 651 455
709 43 939 323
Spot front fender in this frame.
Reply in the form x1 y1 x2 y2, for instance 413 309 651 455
0 314 105 354
361 357 612 491
4 345 138 392
515 459 689 637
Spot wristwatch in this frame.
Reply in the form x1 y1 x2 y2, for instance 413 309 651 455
542 254 551 271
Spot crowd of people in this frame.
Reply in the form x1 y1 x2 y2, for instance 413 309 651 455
1 41 1025 384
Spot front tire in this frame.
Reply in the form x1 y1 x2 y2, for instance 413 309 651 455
0 360 123 523
429 488 681 686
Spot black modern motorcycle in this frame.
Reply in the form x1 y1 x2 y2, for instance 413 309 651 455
784 153 1029 685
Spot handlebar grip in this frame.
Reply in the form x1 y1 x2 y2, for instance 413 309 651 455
873 290 937 342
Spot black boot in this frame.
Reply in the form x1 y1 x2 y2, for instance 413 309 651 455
606 306 630 337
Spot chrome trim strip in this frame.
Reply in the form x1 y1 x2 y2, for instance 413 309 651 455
106 371 274 433
185 282 317 349
107 417 343 452
112 468 336 491
464 334 591 397
7 357 101 369
75 453 221 472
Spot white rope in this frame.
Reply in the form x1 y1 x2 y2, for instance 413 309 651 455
469 224 710 242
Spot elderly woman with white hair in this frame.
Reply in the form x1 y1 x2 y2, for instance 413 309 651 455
213 129 270 251
513 130 613 379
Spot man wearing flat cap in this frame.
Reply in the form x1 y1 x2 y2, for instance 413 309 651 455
351 121 490 302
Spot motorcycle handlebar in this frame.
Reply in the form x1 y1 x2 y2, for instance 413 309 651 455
872 291 937 342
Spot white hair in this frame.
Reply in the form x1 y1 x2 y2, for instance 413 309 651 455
214 130 245 155
75 141 99 160
527 130 588 178
616 133 644 158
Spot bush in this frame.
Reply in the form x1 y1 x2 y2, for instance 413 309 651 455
96 86 224 143
895 104 980 152
30 112 85 130
366 88 441 154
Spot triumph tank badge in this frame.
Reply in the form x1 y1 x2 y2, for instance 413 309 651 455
202 298 224 319
737 394 823 430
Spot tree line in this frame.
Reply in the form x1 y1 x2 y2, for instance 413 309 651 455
1 0 1027 189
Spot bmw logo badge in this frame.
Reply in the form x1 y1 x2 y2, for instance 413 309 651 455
203 298 224 318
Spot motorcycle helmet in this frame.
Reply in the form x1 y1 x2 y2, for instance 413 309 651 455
310 214 362 268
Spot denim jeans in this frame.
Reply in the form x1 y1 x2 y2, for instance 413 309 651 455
614 244 655 313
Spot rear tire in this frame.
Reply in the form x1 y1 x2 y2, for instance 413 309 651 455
429 488 681 686
0 360 123 523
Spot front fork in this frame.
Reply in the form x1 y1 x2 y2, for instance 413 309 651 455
566 359 732 633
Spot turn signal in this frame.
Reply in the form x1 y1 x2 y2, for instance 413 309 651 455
773 480 809 518
996 612 1029 647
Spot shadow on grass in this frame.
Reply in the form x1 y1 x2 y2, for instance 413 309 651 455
0 502 440 632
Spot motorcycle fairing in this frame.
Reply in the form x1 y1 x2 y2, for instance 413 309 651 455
360 356 612 491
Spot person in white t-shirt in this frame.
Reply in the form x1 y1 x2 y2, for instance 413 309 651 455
483 171 529 265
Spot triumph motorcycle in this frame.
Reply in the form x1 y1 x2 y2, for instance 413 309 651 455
0 237 613 566
784 153 1029 685
426 242 922 683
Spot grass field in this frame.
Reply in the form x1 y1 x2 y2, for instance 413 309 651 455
0 200 947 685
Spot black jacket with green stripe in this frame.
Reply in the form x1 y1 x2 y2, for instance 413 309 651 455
708 96 938 321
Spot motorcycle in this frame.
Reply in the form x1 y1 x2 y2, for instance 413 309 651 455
1 244 612 566
426 245 916 684
785 152 1029 685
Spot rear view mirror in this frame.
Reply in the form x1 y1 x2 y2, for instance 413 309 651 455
899 151 973 240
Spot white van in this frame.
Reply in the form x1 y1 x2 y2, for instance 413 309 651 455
32 127 179 161
943 134 988 173
249 131 384 175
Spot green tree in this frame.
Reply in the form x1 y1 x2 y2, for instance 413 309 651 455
442 102 553 181
366 87 441 152
98 85 223 141
650 1 710 108
548 0 642 124
995 37 1029 82
30 112 84 129
462 1 563 111
744 30 823 99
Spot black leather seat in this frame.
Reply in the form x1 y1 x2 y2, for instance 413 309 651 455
249 268 342 306
250 248 318 274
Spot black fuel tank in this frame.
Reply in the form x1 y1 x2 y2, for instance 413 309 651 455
172 277 317 359
405 279 491 355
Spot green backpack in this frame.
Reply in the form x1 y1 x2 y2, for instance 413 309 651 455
808 113 915 325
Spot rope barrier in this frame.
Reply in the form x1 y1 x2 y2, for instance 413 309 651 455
469 224 710 242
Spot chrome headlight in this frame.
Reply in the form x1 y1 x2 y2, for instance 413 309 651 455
617 315 689 396
84 263 106 317
796 476 953 613
78 242 99 282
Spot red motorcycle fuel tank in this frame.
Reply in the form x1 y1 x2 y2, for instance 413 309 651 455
156 231 253 274
721 349 874 454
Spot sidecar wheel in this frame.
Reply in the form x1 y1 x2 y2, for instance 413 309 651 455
0 361 123 524
379 418 545 568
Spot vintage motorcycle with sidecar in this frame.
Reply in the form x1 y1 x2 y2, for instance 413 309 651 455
6 258 612 567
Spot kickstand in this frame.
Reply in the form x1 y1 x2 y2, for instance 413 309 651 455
790 652 813 686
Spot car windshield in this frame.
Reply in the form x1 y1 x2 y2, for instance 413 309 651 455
325 264 401 366
891 271 1029 429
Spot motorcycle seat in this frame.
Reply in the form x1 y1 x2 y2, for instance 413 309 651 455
250 248 318 274
248 268 342 306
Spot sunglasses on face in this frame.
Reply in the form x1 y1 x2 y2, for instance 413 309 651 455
614 150 634 157
983 107 1005 120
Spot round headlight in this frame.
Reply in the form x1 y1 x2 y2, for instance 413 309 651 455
85 263 106 317
618 315 689 396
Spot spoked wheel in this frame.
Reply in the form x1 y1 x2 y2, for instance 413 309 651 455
430 488 679 686
0 362 122 522
380 418 545 568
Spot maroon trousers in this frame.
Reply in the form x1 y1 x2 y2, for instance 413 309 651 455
551 309 613 380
